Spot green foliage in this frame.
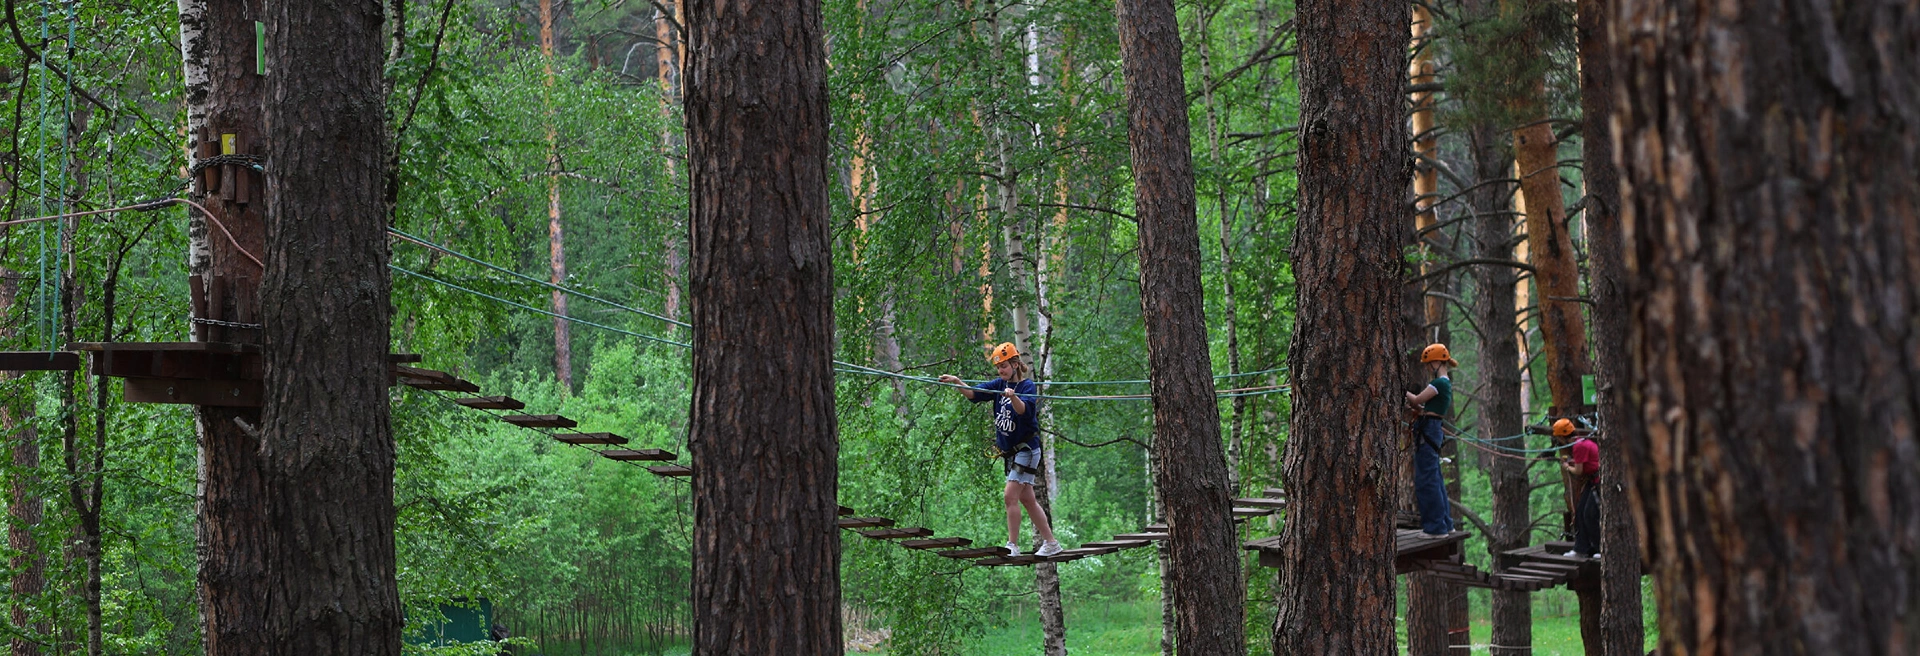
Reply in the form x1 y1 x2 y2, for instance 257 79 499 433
1434 0 1579 130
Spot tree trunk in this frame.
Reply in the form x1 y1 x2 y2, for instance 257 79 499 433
257 0 402 651
1114 1 1246 653
684 0 842 650
541 0 572 389
1 269 43 656
1469 122 1531 655
1270 0 1407 651
1404 7 1455 653
1575 0 1643 653
177 0 275 652
1608 1 1920 653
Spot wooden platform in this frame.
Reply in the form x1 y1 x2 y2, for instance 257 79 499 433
645 465 692 477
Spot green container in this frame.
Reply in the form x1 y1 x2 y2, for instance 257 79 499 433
407 598 495 646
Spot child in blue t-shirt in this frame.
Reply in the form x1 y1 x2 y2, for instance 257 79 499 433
938 342 1063 558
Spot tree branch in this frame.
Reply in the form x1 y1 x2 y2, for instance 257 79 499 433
1406 258 1536 285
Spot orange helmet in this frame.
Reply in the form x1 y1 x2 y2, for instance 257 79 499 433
1552 418 1576 437
990 342 1021 365
1420 344 1458 367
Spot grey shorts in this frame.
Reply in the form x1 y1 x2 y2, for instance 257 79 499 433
1005 448 1040 485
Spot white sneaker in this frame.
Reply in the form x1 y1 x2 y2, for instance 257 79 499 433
1035 540 1063 557
1003 542 1021 557
1563 550 1579 557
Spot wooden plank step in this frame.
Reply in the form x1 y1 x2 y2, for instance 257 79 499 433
389 353 423 363
1262 487 1287 498
1513 560 1583 572
1232 507 1278 518
598 449 675 462
561 433 635 446
899 537 972 550
858 527 935 540
1233 497 1288 508
1505 566 1571 579
1144 523 1167 532
838 505 855 517
1085 539 1153 550
1112 532 1169 541
0 352 79 371
837 517 895 529
645 465 692 477
937 546 1010 559
1048 547 1119 559
393 365 481 392
1242 535 1283 550
501 414 577 428
974 554 1045 567
456 396 525 410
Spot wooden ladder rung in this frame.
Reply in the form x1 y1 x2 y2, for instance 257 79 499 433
837 517 895 529
936 546 1010 559
857 527 934 540
598 449 674 462
559 433 633 446
899 537 972 550
501 414 577 428
455 396 525 410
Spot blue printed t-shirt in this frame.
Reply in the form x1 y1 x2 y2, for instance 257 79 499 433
971 378 1040 453
1423 376 1453 417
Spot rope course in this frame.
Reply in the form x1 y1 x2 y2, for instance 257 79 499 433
386 231 1293 402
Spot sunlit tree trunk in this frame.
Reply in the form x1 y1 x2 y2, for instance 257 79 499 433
1609 0 1919 652
1270 0 1407 651
539 0 572 388
684 0 842 649
257 0 402 650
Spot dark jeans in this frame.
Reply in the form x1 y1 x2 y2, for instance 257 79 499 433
1573 478 1601 556
1414 417 1453 535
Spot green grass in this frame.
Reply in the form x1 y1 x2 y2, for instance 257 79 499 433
965 599 1165 656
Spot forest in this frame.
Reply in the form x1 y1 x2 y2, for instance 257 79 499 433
0 0 1913 654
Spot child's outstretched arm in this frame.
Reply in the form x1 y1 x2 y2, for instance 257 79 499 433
937 374 977 400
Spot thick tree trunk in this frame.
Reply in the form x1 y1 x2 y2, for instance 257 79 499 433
257 0 402 652
1468 120 1531 655
0 269 43 656
177 0 274 652
1575 0 1644 653
1270 0 1408 652
683 0 842 650
1114 1 1245 653
1608 1 1920 653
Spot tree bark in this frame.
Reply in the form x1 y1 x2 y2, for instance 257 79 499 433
1404 7 1456 653
0 269 43 656
258 0 402 651
1114 1 1246 653
177 0 274 652
541 0 572 389
684 0 842 650
1270 0 1408 652
1575 0 1644 653
1469 120 1532 656
1608 1 1920 653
